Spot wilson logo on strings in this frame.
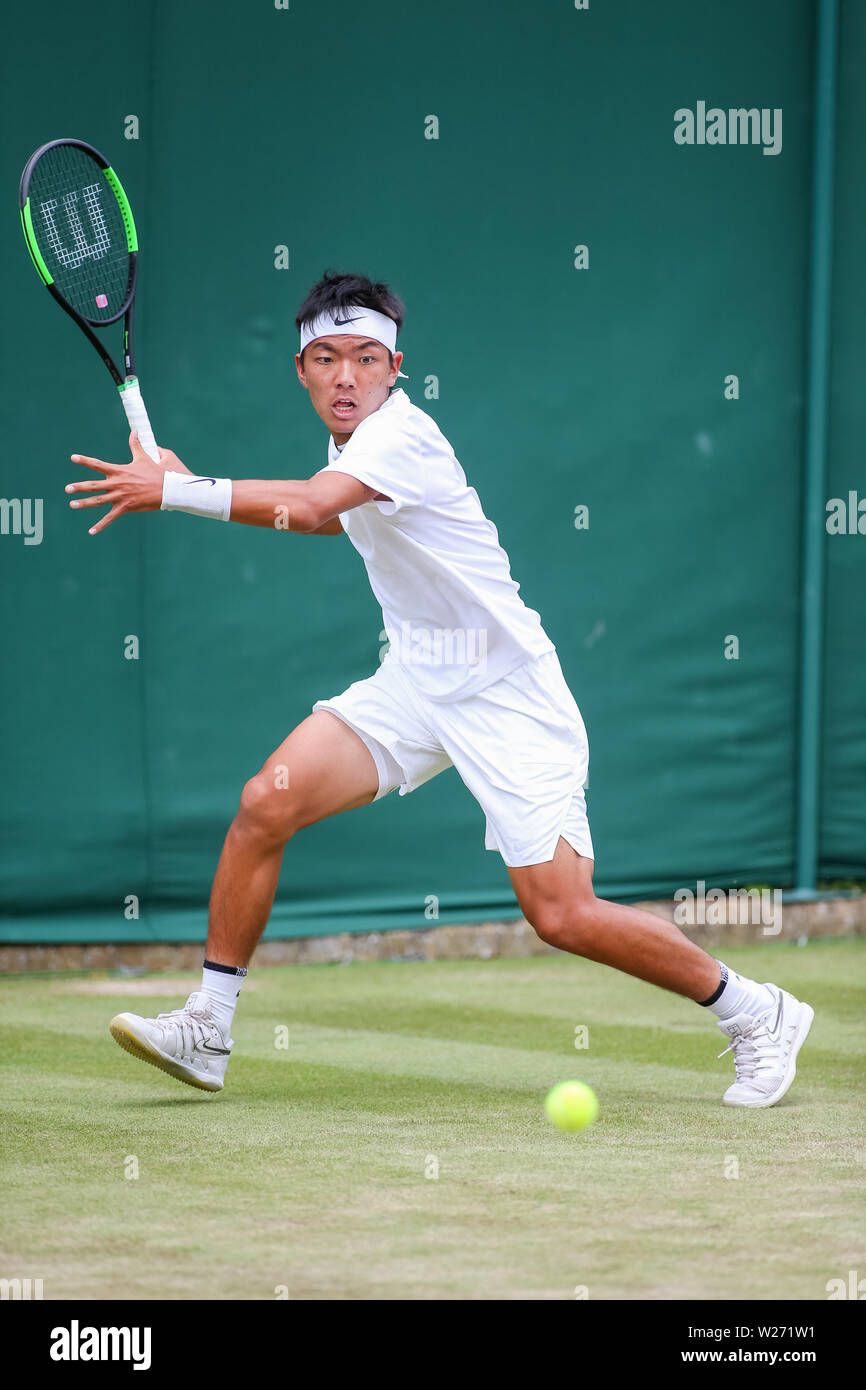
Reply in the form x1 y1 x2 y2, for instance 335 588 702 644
40 184 110 268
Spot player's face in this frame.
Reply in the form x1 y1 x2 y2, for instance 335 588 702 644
296 335 403 442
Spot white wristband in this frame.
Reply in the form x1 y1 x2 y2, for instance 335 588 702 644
161 471 232 521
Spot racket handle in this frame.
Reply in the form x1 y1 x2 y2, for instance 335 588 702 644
118 378 160 463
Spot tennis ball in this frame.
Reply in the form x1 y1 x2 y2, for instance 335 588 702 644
544 1080 598 1132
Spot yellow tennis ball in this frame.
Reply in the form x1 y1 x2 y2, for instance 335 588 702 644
544 1080 599 1132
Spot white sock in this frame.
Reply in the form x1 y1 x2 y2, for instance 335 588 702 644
700 962 775 1021
200 959 246 1038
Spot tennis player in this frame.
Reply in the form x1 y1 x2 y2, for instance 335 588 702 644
66 270 813 1107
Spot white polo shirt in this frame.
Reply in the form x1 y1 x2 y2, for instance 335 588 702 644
317 388 554 703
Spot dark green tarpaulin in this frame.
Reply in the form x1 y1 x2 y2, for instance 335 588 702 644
0 1 863 943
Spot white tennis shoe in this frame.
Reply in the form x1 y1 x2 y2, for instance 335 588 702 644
717 984 814 1107
109 991 232 1092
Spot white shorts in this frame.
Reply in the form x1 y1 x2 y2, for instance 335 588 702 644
312 650 593 869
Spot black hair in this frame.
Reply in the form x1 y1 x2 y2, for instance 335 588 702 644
295 270 405 368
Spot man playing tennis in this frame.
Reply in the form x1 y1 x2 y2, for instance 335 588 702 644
66 270 813 1108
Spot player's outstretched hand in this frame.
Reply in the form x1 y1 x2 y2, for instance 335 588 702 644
65 431 192 535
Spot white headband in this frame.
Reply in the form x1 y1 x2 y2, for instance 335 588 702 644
300 306 408 377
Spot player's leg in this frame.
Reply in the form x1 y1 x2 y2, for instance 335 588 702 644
508 838 814 1107
431 649 813 1108
206 709 381 967
109 710 383 1091
506 839 719 997
110 661 453 1093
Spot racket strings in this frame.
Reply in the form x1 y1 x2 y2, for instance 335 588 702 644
27 144 132 322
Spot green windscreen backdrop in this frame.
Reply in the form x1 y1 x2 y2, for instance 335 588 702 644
1 1 863 944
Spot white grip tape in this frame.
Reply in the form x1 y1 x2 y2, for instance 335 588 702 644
118 379 160 462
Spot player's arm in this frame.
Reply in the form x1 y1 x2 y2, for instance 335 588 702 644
228 470 379 531
65 436 386 535
308 515 344 535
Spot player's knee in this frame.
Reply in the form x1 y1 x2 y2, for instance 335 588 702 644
529 907 573 951
236 771 299 845
527 897 597 953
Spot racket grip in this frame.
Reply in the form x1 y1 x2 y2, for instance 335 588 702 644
118 378 160 462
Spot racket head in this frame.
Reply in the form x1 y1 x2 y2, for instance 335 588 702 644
19 139 138 327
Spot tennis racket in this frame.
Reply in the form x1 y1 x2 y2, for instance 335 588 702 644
18 138 159 461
